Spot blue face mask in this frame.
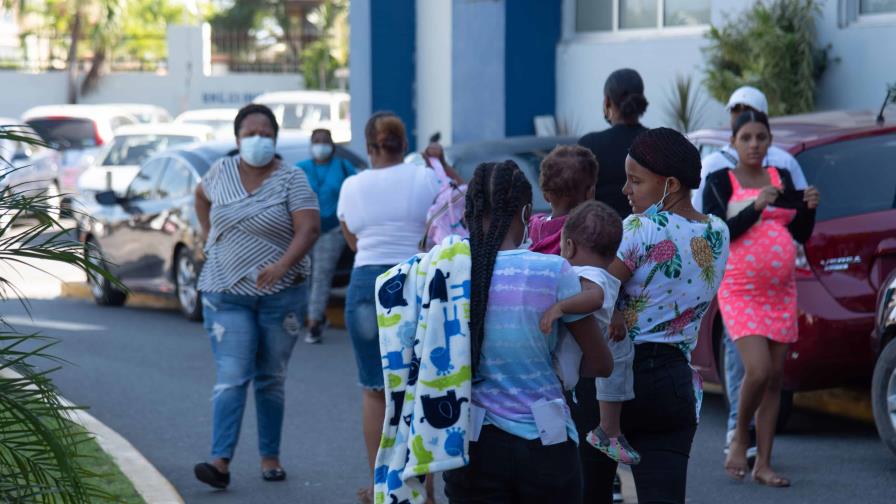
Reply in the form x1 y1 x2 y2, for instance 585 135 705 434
240 135 276 167
643 178 671 217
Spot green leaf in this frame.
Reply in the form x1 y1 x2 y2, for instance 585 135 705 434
660 251 683 279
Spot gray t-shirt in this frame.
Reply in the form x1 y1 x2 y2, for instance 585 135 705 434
198 155 319 296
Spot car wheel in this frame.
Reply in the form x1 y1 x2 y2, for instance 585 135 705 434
872 339 896 458
175 247 202 321
85 238 126 306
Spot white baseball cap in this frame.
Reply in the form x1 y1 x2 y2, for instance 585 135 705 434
726 86 768 114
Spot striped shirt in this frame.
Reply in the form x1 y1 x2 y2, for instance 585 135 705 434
198 155 319 296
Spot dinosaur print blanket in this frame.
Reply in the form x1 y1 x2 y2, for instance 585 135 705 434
374 236 472 504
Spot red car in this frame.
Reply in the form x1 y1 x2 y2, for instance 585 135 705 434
688 106 896 456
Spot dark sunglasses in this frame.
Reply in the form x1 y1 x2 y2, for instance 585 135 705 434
730 104 756 114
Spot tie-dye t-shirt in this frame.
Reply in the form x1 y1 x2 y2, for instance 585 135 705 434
473 250 583 442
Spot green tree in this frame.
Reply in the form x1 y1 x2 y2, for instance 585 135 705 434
5 0 195 101
301 0 347 90
703 0 830 116
0 127 123 501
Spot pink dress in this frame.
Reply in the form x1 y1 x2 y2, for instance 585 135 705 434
717 167 798 343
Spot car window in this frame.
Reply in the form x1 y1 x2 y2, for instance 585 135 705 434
796 133 896 221
699 143 723 157
103 134 197 166
279 103 331 129
339 100 350 121
157 159 193 200
450 150 551 213
26 118 98 150
127 158 167 201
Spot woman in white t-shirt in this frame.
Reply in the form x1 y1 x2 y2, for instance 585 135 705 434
336 112 439 501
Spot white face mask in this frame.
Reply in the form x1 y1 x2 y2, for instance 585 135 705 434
518 204 533 250
240 135 276 168
310 143 334 161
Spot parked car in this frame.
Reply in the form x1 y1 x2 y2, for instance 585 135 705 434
78 132 365 321
254 91 351 143
106 104 172 124
22 105 139 203
76 123 215 199
173 108 238 139
687 108 896 454
444 135 577 213
0 119 63 225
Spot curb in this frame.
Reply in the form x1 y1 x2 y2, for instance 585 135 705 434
60 282 348 328
703 381 873 424
0 368 184 504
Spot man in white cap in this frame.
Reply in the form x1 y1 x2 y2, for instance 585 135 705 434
691 86 808 210
693 86 808 462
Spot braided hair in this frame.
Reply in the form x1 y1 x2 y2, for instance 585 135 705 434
465 160 533 376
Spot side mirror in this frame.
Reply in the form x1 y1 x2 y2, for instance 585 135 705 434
95 190 123 206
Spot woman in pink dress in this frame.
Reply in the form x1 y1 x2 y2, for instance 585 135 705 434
703 111 819 487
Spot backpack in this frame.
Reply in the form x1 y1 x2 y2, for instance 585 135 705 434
418 158 468 251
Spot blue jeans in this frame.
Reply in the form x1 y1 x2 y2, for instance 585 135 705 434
345 265 391 390
202 284 308 460
724 329 745 434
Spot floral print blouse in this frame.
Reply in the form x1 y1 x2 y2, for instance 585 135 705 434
616 211 730 358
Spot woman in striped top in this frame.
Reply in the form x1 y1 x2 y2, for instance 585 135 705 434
192 104 321 489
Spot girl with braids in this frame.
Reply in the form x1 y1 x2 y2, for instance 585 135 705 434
570 128 730 503
336 112 440 503
442 160 612 503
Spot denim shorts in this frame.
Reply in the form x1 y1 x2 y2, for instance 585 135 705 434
345 265 391 390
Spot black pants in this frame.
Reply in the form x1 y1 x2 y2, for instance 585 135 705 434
569 343 698 504
443 425 582 504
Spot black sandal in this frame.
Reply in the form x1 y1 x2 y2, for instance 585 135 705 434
194 462 230 489
262 467 287 482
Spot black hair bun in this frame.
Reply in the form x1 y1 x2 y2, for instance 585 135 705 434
619 93 649 119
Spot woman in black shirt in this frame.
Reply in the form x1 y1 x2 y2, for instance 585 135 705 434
578 68 649 218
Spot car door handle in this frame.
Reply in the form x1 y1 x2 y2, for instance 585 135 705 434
877 238 896 257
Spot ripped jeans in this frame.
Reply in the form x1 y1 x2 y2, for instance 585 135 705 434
201 284 307 460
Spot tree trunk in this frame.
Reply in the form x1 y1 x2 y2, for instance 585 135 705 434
66 9 82 104
80 46 106 96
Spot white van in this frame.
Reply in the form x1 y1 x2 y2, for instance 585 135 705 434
254 90 351 143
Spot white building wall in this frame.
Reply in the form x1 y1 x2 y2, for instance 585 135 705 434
556 0 896 137
0 24 302 120
415 0 453 147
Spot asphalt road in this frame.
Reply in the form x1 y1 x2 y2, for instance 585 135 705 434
4 297 896 504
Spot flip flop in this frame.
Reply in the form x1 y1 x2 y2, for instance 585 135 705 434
194 462 230 489
262 467 287 481
753 468 791 488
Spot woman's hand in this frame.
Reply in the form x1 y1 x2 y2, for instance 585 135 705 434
256 261 289 290
804 186 820 209
423 142 447 167
753 185 781 211
608 309 627 342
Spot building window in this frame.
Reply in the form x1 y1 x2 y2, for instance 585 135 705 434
860 0 896 14
576 0 710 32
576 0 613 31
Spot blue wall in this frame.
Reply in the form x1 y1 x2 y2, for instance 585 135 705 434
369 0 416 150
504 0 561 137
451 0 506 144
